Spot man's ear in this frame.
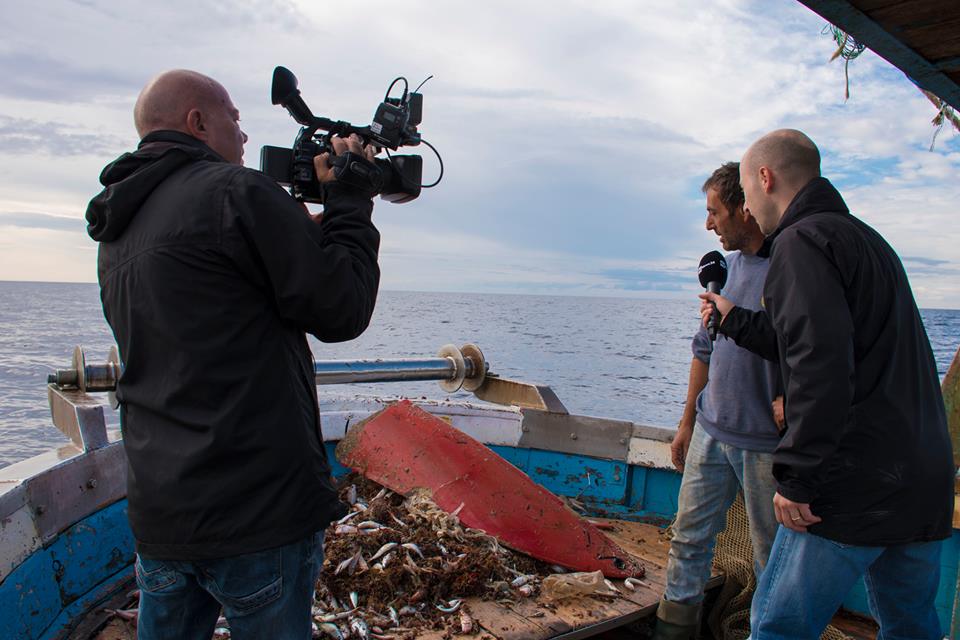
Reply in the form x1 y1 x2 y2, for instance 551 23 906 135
759 166 775 194
185 108 206 140
736 205 750 222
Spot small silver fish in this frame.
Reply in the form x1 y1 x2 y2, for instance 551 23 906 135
318 622 343 639
349 551 362 574
435 599 462 613
318 610 356 623
511 574 534 587
350 617 370 639
334 556 353 576
336 511 361 525
370 542 398 561
625 577 650 589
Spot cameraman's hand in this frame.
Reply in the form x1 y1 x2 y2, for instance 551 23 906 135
313 134 376 183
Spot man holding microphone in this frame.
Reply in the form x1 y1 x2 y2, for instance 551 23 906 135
700 129 953 639
655 162 782 640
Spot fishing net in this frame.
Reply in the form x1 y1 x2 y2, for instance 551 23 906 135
708 493 852 640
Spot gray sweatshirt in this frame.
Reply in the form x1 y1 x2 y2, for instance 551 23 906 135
693 251 780 452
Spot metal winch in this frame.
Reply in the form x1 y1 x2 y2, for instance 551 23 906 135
48 343 489 400
46 342 568 454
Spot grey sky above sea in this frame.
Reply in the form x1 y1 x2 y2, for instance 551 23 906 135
0 1 958 308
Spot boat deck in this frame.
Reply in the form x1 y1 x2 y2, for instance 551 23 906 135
89 518 876 639
91 519 707 640
408 519 692 640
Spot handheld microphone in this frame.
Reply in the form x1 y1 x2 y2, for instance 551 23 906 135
698 251 728 341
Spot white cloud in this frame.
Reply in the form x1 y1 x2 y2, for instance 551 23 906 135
0 0 957 306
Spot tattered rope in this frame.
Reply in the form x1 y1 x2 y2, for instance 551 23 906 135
823 25 866 101
921 89 960 151
822 23 958 151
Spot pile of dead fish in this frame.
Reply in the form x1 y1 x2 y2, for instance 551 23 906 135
310 476 556 638
103 476 651 640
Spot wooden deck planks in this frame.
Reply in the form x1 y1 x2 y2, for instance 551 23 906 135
457 519 694 639
417 517 876 640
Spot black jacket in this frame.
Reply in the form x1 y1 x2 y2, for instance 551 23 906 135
721 178 953 545
86 131 379 559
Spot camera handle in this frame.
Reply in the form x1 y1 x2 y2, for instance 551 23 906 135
328 151 384 197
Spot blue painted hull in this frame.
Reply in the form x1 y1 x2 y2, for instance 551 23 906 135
3 439 959 638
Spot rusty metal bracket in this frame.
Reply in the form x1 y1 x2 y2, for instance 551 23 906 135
47 384 109 452
24 442 127 544
472 375 569 414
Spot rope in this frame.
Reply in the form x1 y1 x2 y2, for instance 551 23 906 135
920 89 960 151
823 25 866 101
820 23 958 151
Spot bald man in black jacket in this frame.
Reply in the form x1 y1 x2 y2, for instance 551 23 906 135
87 69 381 640
701 129 952 640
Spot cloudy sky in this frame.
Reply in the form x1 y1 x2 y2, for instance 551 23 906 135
1 0 958 308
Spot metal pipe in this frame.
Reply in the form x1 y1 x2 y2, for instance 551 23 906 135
314 357 476 385
48 345 486 392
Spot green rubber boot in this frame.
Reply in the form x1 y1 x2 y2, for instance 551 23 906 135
651 598 701 640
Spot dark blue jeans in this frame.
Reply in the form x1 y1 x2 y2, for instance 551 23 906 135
750 527 942 639
135 530 324 640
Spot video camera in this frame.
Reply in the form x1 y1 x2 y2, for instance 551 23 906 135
260 66 441 204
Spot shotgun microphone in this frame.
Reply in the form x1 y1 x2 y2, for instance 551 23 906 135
698 251 728 341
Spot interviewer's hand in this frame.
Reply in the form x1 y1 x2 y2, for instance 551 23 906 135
698 292 734 328
313 134 376 183
773 491 822 532
772 396 785 432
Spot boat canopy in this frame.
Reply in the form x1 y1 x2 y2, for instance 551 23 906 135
799 0 960 111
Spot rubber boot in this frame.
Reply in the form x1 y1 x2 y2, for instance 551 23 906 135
651 597 701 640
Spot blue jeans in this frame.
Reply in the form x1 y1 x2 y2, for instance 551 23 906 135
665 424 779 605
751 527 943 639
135 530 325 640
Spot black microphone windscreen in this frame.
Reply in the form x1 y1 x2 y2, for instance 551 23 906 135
698 251 728 289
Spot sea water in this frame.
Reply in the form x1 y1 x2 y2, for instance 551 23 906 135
1 281 957 469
